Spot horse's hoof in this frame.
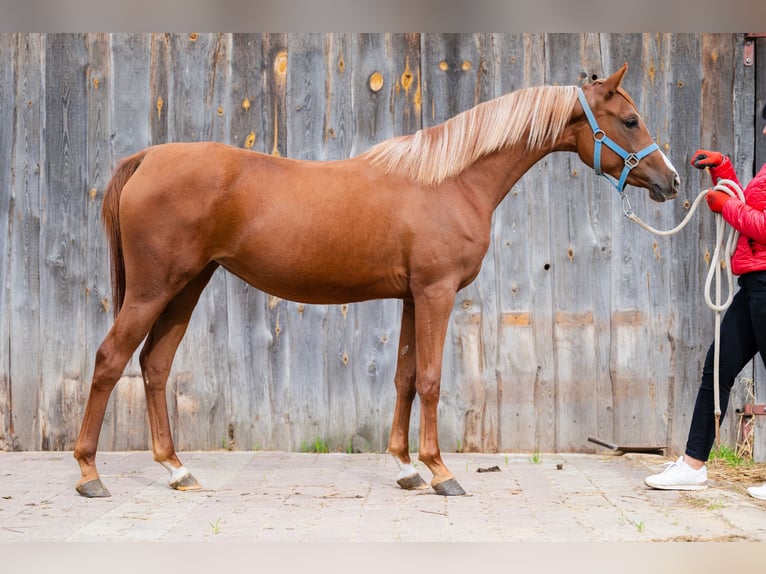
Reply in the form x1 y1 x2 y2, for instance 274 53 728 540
169 472 201 491
76 478 112 498
432 478 466 496
397 473 429 490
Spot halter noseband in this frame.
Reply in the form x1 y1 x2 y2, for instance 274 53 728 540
577 88 658 194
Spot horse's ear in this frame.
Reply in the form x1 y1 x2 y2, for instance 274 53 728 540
602 63 628 97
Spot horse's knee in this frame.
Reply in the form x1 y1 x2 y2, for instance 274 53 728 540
139 350 171 391
415 370 441 404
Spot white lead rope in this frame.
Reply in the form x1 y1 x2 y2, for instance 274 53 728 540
625 178 745 449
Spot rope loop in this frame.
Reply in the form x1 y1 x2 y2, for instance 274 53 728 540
626 179 744 314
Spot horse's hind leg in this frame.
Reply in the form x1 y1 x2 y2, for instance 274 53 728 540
388 300 427 490
138 263 218 491
74 298 169 497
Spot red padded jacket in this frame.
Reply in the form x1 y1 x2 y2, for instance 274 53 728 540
709 157 766 276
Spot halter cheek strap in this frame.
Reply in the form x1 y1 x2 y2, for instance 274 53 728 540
577 88 659 194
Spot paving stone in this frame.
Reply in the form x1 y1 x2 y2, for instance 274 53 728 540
0 451 764 542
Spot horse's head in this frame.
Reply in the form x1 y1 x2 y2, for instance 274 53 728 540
573 64 679 202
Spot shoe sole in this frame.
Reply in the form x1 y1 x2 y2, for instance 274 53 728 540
747 491 766 500
645 480 707 491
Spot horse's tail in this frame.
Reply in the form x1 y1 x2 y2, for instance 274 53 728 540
101 149 147 320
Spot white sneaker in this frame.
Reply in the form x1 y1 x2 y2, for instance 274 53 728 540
645 456 708 490
747 482 766 500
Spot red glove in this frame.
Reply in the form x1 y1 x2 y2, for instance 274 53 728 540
706 190 730 213
691 149 725 169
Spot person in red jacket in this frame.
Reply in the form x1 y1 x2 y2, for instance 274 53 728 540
646 102 766 500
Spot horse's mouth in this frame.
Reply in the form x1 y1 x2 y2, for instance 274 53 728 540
649 174 680 203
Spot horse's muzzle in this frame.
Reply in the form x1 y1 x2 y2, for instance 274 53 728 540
649 172 680 203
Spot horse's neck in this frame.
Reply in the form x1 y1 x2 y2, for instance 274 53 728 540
460 144 553 212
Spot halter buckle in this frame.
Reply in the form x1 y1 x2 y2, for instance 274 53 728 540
624 153 639 169
593 129 606 143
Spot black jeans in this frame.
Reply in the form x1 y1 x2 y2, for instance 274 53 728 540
685 270 766 461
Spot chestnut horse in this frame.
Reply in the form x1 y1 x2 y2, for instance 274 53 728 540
74 64 679 497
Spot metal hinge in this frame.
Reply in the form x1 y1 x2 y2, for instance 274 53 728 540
741 404 766 416
744 33 766 67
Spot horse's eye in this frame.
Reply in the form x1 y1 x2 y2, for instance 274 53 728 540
625 118 639 129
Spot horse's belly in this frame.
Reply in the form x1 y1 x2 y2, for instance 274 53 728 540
217 252 408 304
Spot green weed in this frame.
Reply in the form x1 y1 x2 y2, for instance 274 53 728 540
707 500 725 511
301 438 330 453
710 444 751 468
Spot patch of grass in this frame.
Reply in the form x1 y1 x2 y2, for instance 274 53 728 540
710 444 751 468
682 494 726 512
209 517 222 535
529 451 542 464
707 500 725 511
301 438 330 453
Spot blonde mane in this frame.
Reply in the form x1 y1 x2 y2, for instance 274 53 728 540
362 85 579 186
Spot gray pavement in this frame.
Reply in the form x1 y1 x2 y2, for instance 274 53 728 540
1 450 765 542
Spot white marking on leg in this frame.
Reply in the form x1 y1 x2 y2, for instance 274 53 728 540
392 456 419 481
160 461 190 483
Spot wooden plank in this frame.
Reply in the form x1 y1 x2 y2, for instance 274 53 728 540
419 33 489 453
351 33 421 152
662 33 707 456
544 33 614 452
457 33 501 454
90 33 155 451
346 34 421 453
39 33 89 450
269 33 336 451
491 33 556 452
162 33 231 451
260 32 290 446
724 33 757 454
222 33 283 452
149 33 169 145
317 34 360 452
98 33 154 449
604 34 675 448
0 34 17 449
7 34 44 451
82 33 117 449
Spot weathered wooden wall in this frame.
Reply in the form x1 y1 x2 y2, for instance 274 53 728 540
0 33 763 460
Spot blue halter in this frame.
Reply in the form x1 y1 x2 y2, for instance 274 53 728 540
577 88 659 194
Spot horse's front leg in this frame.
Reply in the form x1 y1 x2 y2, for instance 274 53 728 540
388 300 428 490
413 284 466 496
